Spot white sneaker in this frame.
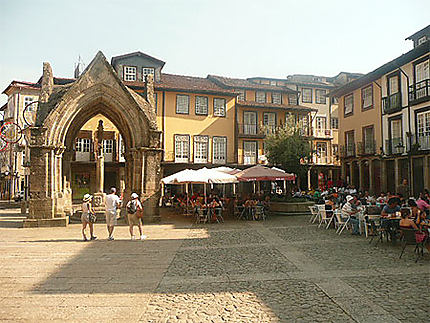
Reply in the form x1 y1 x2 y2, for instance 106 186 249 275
131 235 136 240
140 235 147 240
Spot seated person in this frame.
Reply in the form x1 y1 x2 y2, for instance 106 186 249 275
341 195 360 235
399 208 418 230
380 197 401 239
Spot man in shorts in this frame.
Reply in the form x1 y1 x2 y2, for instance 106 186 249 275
105 187 122 241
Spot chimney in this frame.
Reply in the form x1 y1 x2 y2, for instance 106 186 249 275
39 62 54 103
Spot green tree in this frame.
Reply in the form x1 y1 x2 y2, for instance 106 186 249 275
264 114 312 182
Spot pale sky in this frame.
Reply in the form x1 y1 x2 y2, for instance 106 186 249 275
0 0 429 106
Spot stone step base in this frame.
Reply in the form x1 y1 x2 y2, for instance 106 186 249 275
23 217 69 228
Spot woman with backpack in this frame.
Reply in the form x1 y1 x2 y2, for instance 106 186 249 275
81 194 97 241
126 192 146 240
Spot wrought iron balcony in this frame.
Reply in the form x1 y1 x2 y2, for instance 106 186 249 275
382 92 402 114
346 142 355 157
237 124 276 138
408 134 430 152
357 140 376 155
409 79 430 105
312 128 333 138
385 137 405 155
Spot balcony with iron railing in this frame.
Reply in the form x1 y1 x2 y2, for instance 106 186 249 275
340 144 354 158
312 155 335 165
237 123 277 138
382 92 402 114
385 137 405 155
409 79 430 105
407 134 430 152
357 140 376 155
312 128 333 139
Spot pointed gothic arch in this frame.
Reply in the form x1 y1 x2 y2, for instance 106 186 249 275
25 52 162 227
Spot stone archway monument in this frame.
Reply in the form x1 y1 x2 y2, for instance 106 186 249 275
24 51 162 227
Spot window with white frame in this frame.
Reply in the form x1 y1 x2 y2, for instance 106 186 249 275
288 94 298 105
316 142 327 158
330 117 339 129
418 36 427 46
174 135 189 163
123 66 137 81
76 138 91 152
193 136 208 163
272 92 282 104
344 93 353 116
255 91 266 103
362 85 373 110
316 116 326 130
23 96 37 111
103 139 113 154
415 59 430 99
315 89 326 104
263 112 276 133
298 114 309 135
142 67 155 80
237 90 246 101
176 95 189 114
103 139 114 162
195 96 208 115
243 141 257 165
213 137 227 164
270 80 277 86
302 88 312 103
388 75 399 95
244 111 257 135
213 98 226 117
417 110 430 138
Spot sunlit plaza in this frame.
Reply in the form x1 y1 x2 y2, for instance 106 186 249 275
0 207 428 322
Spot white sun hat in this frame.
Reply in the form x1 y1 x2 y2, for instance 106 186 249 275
131 193 139 199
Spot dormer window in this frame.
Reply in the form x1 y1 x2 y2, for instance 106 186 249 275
418 36 427 46
142 67 155 81
124 66 136 81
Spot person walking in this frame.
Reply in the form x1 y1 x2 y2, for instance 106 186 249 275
105 187 122 241
81 194 97 241
126 193 146 240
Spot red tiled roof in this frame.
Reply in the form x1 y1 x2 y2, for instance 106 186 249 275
236 100 317 112
208 75 297 93
126 73 238 96
2 80 41 94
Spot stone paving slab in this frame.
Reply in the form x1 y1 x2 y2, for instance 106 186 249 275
0 209 428 322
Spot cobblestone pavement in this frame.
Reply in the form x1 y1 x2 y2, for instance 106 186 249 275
0 209 428 322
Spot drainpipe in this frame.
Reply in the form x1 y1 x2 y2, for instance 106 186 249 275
398 67 412 196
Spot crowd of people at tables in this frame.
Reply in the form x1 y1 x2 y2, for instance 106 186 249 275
162 191 271 221
295 178 430 252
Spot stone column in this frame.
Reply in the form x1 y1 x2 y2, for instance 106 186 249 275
25 127 68 227
95 155 105 193
349 163 353 186
142 148 162 222
369 160 374 195
381 160 387 193
92 155 106 216
394 158 400 190
307 168 311 190
424 155 430 191
358 162 364 192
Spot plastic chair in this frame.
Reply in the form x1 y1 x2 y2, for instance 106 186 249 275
335 209 350 235
317 205 333 229
309 205 319 223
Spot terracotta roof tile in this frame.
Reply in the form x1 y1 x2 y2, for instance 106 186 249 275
126 73 238 96
237 100 317 112
208 75 297 93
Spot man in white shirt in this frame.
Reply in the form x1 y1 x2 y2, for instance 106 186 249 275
341 195 360 235
105 187 122 241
